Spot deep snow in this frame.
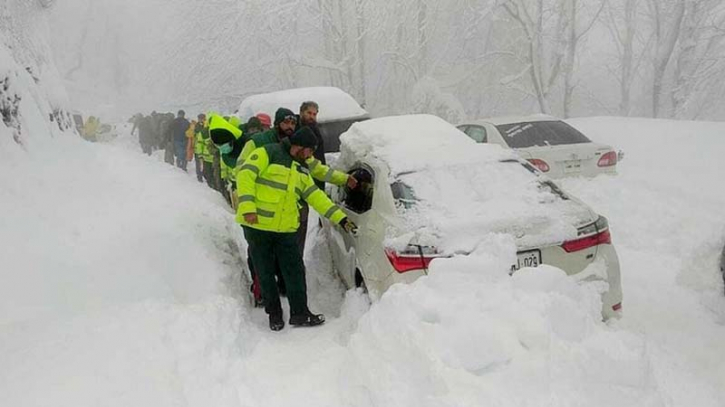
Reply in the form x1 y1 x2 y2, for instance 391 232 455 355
1 117 725 407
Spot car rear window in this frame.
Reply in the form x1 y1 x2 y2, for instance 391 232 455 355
318 117 368 153
495 120 591 148
391 180 417 209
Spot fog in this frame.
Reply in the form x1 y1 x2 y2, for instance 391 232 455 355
48 0 725 122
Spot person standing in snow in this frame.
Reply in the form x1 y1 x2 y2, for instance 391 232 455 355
138 115 154 156
236 127 358 330
171 110 191 170
238 108 356 306
208 114 245 207
294 101 334 260
161 113 176 165
192 114 206 182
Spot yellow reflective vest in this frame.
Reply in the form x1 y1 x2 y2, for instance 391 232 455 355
236 141 346 232
239 130 349 187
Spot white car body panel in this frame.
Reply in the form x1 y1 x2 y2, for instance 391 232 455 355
458 116 618 178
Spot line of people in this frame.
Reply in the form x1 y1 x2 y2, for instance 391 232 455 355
131 110 272 201
133 102 359 331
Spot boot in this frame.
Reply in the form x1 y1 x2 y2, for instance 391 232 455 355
289 311 325 327
254 297 265 308
269 313 284 331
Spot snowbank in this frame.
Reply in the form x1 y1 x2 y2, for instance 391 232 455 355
341 250 658 406
238 86 369 123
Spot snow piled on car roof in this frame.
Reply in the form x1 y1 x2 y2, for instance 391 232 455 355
339 114 514 175
238 87 368 123
337 114 595 253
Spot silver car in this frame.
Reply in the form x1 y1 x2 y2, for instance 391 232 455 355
323 115 623 319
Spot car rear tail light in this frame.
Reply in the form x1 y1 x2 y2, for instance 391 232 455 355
597 151 617 167
385 245 440 273
561 216 612 253
612 302 622 311
527 158 550 172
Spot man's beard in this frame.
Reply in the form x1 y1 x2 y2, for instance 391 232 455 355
280 127 294 137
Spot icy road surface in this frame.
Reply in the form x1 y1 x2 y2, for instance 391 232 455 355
1 117 724 407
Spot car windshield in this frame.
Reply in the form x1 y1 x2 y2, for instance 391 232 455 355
318 117 368 153
495 120 591 148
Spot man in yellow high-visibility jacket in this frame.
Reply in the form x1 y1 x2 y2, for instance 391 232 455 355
237 127 357 331
239 108 357 250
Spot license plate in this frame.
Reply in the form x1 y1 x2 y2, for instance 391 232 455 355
563 160 582 173
510 250 542 273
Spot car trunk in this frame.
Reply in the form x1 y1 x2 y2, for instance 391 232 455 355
517 142 615 178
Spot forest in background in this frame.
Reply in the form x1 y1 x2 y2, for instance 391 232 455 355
48 0 725 122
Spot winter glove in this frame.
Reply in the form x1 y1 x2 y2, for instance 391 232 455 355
339 217 358 236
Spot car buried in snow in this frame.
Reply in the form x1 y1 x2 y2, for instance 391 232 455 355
237 86 370 153
322 114 623 320
457 115 621 178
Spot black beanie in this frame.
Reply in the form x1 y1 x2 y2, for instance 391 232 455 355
274 107 296 126
289 126 318 149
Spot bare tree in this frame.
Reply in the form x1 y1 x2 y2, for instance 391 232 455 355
670 0 725 118
604 0 647 116
646 0 685 118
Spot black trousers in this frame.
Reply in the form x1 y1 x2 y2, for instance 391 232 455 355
243 227 308 317
202 161 214 188
194 155 204 182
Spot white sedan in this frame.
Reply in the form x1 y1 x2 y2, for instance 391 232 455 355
323 114 623 319
457 115 619 178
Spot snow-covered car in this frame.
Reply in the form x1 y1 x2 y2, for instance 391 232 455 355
323 114 623 319
457 115 620 178
237 86 370 153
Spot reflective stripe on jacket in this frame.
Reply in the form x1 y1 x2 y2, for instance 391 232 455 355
238 130 349 187
236 141 346 232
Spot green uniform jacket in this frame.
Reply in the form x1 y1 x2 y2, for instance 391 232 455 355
239 129 349 186
237 140 346 232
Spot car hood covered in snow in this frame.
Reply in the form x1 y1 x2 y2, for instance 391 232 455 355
338 114 596 254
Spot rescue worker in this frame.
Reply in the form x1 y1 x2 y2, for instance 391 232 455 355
193 114 207 182
171 110 190 170
197 116 215 186
241 116 264 143
208 114 268 306
237 127 358 330
237 108 357 305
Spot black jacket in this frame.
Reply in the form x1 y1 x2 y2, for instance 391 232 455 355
295 118 326 164
172 117 190 143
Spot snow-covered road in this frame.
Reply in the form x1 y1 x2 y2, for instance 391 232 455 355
1 117 724 407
